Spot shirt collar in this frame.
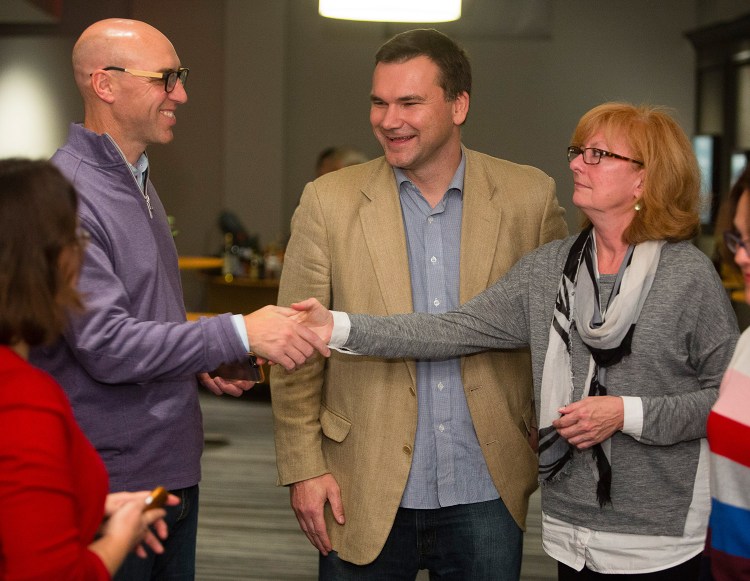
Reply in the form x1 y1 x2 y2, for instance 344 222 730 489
393 148 466 197
128 152 149 189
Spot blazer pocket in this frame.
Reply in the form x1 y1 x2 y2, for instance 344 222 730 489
320 405 352 443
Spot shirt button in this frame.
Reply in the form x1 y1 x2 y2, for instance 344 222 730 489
438 424 445 432
403 445 412 455
428 217 434 224
430 256 437 264
433 299 440 307
437 382 444 391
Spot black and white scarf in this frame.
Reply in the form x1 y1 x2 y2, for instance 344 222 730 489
538 226 664 506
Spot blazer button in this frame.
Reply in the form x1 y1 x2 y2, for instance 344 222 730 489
403 445 412 455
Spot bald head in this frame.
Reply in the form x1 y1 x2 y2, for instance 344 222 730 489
72 19 176 95
71 18 187 163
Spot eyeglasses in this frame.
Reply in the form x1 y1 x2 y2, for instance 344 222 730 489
567 146 644 167
724 230 750 254
102 66 189 93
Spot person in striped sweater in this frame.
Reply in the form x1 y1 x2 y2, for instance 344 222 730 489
704 165 750 581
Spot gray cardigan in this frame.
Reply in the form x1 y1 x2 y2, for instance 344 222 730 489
346 235 739 536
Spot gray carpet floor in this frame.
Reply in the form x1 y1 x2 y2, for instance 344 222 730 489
196 391 556 580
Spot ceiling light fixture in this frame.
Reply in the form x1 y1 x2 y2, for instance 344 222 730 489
319 0 461 23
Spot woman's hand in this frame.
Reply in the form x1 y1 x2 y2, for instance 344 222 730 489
552 395 624 449
290 298 334 344
90 491 180 574
105 491 180 555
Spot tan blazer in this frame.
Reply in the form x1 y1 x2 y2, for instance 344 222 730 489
271 148 568 565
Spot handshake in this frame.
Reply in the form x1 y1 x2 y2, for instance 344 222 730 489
199 298 333 396
243 297 334 368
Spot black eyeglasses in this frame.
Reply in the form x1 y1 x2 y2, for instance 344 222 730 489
724 230 750 254
102 66 189 93
567 146 644 167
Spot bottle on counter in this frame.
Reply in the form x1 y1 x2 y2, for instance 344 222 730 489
222 233 241 282
264 246 283 280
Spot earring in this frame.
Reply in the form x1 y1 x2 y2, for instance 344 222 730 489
634 201 642 212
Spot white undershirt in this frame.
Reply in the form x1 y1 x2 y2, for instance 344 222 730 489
543 440 710 573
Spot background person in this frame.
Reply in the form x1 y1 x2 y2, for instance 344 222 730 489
29 18 327 580
702 164 750 581
0 158 178 580
272 28 567 579
293 102 739 580
315 146 369 177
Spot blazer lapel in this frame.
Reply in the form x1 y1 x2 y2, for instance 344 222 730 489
460 149 503 304
358 152 504 310
359 160 416 383
359 160 414 316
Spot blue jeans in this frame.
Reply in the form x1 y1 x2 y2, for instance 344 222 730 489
319 498 522 580
114 485 199 581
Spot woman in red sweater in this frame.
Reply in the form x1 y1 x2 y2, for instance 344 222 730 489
0 159 176 579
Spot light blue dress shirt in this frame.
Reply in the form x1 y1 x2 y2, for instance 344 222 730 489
395 153 499 509
128 152 149 191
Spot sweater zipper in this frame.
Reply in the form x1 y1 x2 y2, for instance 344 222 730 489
139 175 154 219
106 135 154 219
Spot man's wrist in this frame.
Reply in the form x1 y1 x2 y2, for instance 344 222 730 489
231 314 250 351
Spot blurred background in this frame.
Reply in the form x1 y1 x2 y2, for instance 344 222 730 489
1 0 749 305
3 3 749 578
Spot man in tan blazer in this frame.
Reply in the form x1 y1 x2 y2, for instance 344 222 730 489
271 28 568 579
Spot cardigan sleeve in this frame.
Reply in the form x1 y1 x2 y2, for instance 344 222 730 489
637 247 739 446
345 247 540 358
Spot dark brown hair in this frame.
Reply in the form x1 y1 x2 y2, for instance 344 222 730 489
375 28 471 101
0 159 83 346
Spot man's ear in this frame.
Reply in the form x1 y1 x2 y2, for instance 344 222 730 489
452 91 470 126
90 70 116 104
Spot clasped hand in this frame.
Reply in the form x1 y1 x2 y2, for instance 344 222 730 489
552 395 624 449
198 302 333 394
289 298 334 343
243 304 331 369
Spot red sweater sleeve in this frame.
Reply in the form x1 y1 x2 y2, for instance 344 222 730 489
0 359 110 580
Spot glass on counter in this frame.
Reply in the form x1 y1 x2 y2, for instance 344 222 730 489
221 235 284 282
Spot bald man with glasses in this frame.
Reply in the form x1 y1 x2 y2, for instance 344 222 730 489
30 18 328 581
